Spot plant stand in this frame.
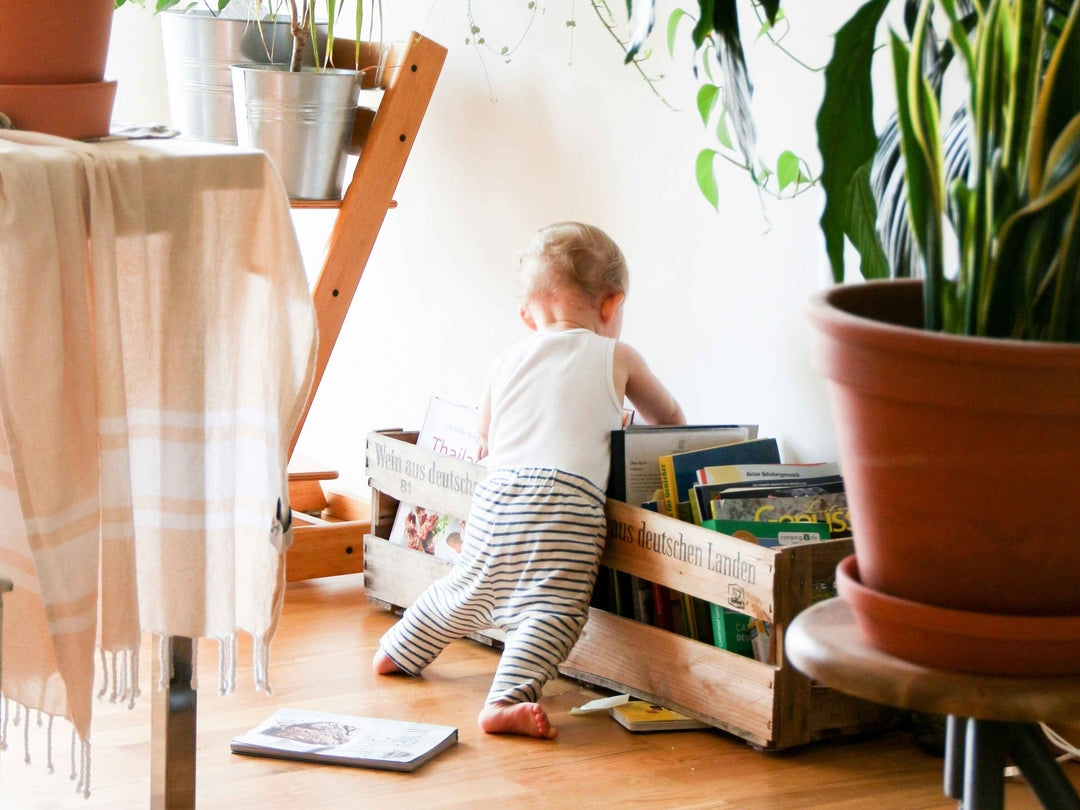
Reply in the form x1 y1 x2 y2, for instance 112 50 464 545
284 33 447 582
787 598 1080 809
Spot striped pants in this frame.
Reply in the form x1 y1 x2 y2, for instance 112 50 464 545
378 467 607 705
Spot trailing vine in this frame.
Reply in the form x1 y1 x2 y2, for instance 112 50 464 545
670 4 820 206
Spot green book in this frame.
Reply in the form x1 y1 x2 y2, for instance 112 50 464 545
710 604 753 657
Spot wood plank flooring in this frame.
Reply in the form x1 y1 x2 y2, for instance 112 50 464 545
3 574 1076 808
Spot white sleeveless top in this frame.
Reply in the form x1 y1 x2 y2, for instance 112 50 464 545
485 329 624 491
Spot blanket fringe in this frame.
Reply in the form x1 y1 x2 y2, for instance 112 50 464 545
0 696 91 797
2 631 273 798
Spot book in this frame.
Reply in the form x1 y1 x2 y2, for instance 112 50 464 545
607 424 758 506
710 491 851 536
609 700 709 732
710 605 754 658
701 518 832 548
388 396 481 562
658 438 781 519
696 462 841 487
691 475 843 525
229 708 458 772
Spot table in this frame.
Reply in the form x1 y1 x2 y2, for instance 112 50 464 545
786 598 1080 809
0 131 316 806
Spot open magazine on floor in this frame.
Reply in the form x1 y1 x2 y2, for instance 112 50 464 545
230 708 458 772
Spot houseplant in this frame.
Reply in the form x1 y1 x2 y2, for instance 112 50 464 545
628 0 1080 675
0 0 116 139
229 0 381 199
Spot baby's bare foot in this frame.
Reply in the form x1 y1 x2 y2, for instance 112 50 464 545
478 702 558 739
373 649 406 675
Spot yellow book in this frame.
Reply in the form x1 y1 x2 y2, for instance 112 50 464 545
610 701 708 732
657 454 679 519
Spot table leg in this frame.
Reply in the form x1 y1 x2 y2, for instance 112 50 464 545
945 715 966 801
150 636 197 810
1009 723 1080 810
964 719 1009 810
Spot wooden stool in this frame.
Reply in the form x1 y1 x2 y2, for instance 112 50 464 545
786 598 1080 809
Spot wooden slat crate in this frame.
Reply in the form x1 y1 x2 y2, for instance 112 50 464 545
364 430 889 749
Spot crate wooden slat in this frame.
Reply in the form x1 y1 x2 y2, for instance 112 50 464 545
363 430 889 749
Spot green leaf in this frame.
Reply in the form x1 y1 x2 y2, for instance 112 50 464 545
892 25 945 330
817 0 891 283
218 0 229 10
777 150 799 190
696 149 720 209
667 9 690 57
692 0 716 50
846 163 891 279
716 108 733 149
1030 0 1080 194
697 84 720 127
155 0 181 11
755 10 785 42
759 0 781 25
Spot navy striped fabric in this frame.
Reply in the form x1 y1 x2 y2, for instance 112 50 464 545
378 467 607 705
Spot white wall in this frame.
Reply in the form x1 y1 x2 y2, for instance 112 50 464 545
107 2 866 496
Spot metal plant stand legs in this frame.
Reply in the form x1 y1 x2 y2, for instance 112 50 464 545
944 716 1080 810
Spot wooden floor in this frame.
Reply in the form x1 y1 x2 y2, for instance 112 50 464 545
3 574 1076 809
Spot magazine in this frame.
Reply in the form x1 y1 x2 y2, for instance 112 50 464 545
229 708 458 772
388 396 481 562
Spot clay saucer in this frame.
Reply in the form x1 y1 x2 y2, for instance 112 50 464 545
0 80 116 141
835 555 1080 677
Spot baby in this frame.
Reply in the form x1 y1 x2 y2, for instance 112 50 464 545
373 222 685 738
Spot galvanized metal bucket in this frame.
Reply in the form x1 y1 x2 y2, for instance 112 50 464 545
161 10 329 145
231 65 360 200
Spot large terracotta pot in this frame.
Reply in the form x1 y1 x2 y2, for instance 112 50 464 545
0 0 115 84
0 0 116 139
807 279 1080 618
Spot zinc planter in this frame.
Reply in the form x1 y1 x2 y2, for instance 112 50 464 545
230 65 360 200
161 10 330 145
808 279 1080 675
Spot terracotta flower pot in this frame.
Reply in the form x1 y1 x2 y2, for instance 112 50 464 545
0 0 116 139
0 0 115 85
807 279 1080 619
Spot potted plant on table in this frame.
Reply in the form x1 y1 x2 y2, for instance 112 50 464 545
0 0 117 139
229 0 384 200
626 0 1080 676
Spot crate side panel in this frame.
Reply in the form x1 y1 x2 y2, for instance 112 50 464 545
604 500 778 622
366 431 485 521
563 608 777 743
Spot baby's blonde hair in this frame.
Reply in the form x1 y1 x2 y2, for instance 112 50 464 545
515 222 628 306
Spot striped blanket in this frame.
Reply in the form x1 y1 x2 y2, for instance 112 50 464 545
0 131 316 793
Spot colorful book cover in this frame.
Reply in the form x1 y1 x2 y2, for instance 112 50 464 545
710 492 851 537
608 424 757 508
658 438 781 519
388 396 481 562
697 462 841 487
701 518 831 548
691 476 843 525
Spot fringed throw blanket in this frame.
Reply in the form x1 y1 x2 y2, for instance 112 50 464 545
0 131 317 794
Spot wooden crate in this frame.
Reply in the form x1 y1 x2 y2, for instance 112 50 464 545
364 430 888 749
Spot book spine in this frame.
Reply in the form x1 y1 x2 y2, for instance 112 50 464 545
658 455 678 519
652 583 673 630
607 430 626 502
